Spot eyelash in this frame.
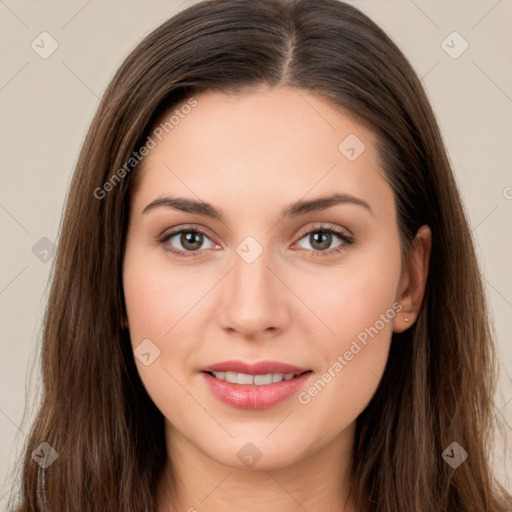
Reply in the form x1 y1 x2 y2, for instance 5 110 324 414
157 223 354 259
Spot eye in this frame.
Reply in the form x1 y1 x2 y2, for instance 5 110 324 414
293 224 354 256
158 226 218 257
157 223 354 259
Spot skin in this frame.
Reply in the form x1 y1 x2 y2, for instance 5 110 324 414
122 85 431 512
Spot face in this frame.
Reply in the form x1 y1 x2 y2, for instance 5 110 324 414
123 85 412 471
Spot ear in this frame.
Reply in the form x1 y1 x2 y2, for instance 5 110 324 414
393 224 432 333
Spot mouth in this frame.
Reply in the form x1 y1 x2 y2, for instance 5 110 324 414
200 360 313 409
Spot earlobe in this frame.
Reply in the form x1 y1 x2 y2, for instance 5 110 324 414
393 225 432 333
393 312 414 333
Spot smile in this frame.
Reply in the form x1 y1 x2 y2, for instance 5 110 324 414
201 367 313 409
207 371 300 385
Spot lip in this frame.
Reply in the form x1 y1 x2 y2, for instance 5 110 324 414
200 360 310 375
200 360 313 410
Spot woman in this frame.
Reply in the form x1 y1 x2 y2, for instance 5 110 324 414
9 0 511 510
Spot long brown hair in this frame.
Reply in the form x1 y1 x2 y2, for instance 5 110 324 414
8 0 510 510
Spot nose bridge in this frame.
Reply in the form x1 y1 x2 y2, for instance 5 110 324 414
231 233 273 292
233 249 269 294
218 237 289 336
231 242 274 308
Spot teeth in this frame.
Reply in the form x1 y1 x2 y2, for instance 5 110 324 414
237 373 254 385
224 371 238 384
254 374 273 385
211 371 297 385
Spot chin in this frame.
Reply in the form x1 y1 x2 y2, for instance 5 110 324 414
200 432 314 472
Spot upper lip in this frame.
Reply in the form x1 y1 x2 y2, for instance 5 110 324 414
201 360 311 375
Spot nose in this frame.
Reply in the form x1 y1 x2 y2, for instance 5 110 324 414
217 244 292 340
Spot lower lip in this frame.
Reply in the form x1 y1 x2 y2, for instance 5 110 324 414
201 371 312 409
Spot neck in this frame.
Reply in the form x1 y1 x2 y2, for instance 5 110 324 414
157 421 358 512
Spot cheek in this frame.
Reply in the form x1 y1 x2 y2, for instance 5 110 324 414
293 237 402 424
122 247 202 415
122 246 214 394
301 235 403 345
123 246 208 342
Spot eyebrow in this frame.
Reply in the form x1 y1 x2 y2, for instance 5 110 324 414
142 192 374 220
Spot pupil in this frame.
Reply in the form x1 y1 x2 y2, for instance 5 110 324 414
311 232 331 250
182 232 202 250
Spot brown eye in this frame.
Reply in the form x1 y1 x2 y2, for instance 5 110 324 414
179 231 204 251
292 224 355 258
296 228 348 252
308 231 334 251
159 228 217 257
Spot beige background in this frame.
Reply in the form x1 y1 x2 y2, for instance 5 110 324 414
1 0 511 504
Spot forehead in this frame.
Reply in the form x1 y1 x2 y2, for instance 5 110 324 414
131 86 394 221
